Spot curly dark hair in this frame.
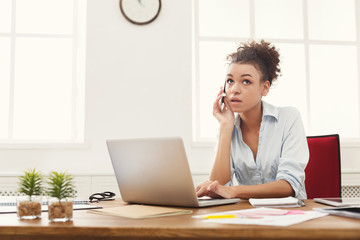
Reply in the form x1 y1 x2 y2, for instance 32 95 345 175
226 40 281 85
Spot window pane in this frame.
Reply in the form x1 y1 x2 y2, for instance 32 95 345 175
0 37 11 138
13 38 73 140
263 43 308 131
255 0 303 39
0 0 12 33
308 0 356 41
198 40 238 139
16 0 73 34
199 0 250 38
309 45 358 137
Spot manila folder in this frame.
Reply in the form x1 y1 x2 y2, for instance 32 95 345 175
88 204 193 219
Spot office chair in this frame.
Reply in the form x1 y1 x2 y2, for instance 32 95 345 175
305 134 341 199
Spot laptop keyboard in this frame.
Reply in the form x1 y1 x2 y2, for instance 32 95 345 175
197 198 218 202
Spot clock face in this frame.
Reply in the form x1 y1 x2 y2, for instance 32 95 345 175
120 0 161 25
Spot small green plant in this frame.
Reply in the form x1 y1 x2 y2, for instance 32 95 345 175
47 171 76 200
18 169 43 198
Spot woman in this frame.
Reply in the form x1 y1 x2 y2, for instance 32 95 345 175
196 40 309 199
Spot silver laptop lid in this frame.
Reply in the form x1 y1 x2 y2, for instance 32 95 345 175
107 137 200 207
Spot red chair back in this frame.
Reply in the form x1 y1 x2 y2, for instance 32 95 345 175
305 134 341 199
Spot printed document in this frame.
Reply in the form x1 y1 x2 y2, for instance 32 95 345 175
193 207 327 226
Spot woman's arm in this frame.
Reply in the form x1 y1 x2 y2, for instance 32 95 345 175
208 88 235 185
198 179 294 199
275 108 309 198
209 125 233 184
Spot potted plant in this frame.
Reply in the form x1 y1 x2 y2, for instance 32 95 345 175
47 171 76 222
17 169 43 219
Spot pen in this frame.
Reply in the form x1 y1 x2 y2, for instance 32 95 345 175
298 199 306 207
204 214 237 219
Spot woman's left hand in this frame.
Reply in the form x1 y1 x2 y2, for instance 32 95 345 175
196 180 236 199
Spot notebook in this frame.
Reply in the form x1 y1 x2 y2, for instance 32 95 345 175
106 137 240 208
0 197 101 214
249 197 305 208
314 197 360 207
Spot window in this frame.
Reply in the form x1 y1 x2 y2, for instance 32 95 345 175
0 0 86 144
194 0 360 143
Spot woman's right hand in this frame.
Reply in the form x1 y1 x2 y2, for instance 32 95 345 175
213 87 235 130
196 180 236 199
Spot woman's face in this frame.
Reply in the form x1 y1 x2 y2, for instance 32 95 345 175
225 63 270 113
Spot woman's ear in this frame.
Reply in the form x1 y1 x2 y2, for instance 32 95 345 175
262 80 270 96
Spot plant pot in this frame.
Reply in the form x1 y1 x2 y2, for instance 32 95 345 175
48 197 73 222
17 196 42 219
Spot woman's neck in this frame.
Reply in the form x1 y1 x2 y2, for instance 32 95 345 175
239 101 263 131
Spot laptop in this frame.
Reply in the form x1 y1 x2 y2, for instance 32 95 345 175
314 197 360 207
106 137 240 208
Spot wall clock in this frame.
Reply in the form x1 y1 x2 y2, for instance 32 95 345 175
120 0 162 25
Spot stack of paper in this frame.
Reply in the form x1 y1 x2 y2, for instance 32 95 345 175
249 197 305 208
194 207 327 227
88 205 192 219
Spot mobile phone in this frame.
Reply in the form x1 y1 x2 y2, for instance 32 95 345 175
219 82 226 112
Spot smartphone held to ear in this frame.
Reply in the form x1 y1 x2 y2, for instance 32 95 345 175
219 82 226 112
219 92 226 112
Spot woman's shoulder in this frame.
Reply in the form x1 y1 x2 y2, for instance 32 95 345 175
263 101 300 118
277 106 303 130
278 105 301 116
263 101 302 124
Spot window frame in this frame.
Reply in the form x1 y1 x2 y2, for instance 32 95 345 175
192 0 360 147
0 0 86 148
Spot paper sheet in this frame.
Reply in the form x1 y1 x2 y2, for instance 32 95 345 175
193 207 327 226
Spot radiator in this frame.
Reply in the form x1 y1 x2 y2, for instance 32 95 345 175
1 187 359 197
342 185 360 198
0 191 21 196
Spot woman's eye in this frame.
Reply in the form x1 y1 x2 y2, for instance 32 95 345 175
226 79 234 84
243 80 250 85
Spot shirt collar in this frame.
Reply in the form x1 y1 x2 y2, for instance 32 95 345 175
262 101 279 120
234 101 279 127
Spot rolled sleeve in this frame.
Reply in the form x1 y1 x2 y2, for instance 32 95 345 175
276 108 309 199
276 161 304 198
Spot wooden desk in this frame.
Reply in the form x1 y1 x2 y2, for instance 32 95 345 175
0 199 359 240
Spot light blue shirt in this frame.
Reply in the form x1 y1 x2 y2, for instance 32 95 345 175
228 101 309 199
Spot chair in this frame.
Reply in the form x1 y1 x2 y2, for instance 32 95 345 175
305 134 341 199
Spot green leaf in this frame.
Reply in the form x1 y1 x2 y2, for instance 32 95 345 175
18 169 43 197
46 171 76 200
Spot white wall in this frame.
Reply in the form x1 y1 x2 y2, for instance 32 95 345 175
0 0 213 175
1 0 359 190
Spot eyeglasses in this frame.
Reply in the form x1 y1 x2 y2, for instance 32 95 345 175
89 191 116 203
